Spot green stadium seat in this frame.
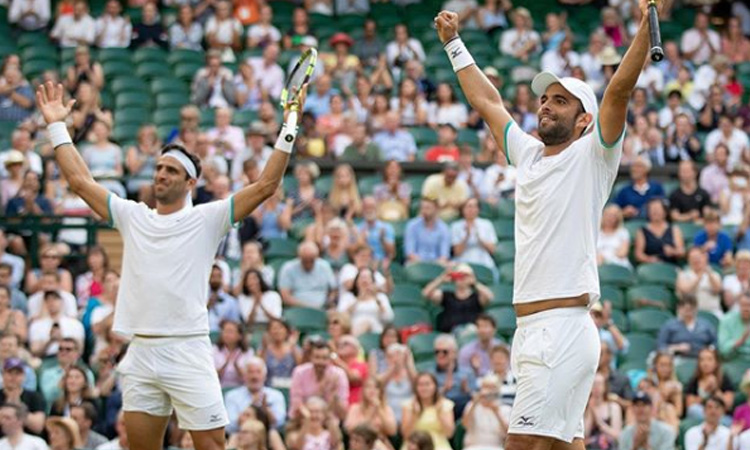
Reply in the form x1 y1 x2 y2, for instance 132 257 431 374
405 262 444 286
152 108 181 127
627 309 674 335
636 262 678 287
392 307 432 329
283 307 327 333
390 262 407 283
114 108 151 126
675 358 697 385
21 59 55 79
408 332 439 362
493 219 515 241
98 48 132 64
457 128 480 148
232 109 258 128
17 32 49 49
111 77 149 95
622 333 656 365
497 199 515 219
116 92 152 110
408 127 438 146
133 47 168 65
724 359 750 387
265 238 298 259
675 222 702 244
200 108 216 128
358 332 381 354
623 219 647 239
111 123 142 144
151 77 189 94
486 306 516 337
598 264 635 288
391 284 424 307
611 309 628 332
493 240 515 264
626 285 674 310
21 46 58 63
405 175 427 195
489 283 513 307
599 285 626 311
499 262 514 284
618 359 647 372
136 62 173 80
167 49 205 67
357 174 381 196
156 92 188 109
102 60 133 79
156 124 175 141
697 310 719 332
314 174 333 195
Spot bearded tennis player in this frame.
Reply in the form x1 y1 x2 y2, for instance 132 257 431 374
435 1 659 449
35 81 306 450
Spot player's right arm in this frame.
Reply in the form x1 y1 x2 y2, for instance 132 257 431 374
435 11 514 157
36 82 110 222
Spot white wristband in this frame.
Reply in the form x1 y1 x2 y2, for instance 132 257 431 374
47 122 73 149
444 37 475 73
275 123 297 154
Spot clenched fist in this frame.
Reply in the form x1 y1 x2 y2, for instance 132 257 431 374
434 11 459 44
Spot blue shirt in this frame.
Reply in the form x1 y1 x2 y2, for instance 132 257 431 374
428 364 476 411
657 318 716 358
278 258 337 308
207 291 241 332
457 338 503 377
224 385 286 433
357 220 395 261
693 230 734 265
404 217 450 262
372 130 417 162
0 84 34 122
303 89 338 117
5 195 53 216
614 181 665 218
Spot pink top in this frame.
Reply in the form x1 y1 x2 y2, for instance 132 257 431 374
733 403 750 432
212 346 255 388
289 363 349 418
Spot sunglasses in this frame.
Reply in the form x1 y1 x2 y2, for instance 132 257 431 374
434 349 450 355
58 347 76 353
42 254 61 259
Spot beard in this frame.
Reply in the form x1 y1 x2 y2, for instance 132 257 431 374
154 182 186 204
538 114 577 146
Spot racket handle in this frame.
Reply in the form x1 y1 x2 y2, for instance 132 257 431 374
648 0 664 62
285 110 298 129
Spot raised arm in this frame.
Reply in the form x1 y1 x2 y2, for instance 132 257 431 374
435 11 513 153
599 0 655 145
232 86 307 222
36 82 110 222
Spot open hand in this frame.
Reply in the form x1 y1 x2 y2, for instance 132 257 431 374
36 82 75 124
434 11 459 44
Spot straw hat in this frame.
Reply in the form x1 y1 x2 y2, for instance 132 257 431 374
46 417 83 449
598 46 622 66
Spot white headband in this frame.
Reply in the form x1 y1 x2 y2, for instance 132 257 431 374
163 149 198 180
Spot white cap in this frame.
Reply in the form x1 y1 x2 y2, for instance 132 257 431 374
531 71 598 131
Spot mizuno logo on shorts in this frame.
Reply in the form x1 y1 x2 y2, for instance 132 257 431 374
517 416 535 427
209 414 223 423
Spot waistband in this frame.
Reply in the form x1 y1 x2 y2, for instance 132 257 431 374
131 334 209 347
515 306 589 327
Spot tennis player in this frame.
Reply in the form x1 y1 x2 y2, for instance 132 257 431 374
35 81 306 450
436 1 658 449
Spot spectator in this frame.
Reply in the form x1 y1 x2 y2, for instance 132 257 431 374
5 170 52 217
341 123 382 162
206 107 245 160
124 124 160 202
258 318 301 388
579 32 607 91
331 335 369 404
205 0 242 58
614 157 665 219
0 358 45 435
130 2 167 49
684 395 730 450
733 372 750 434
597 205 631 268
421 162 470 222
169 4 203 51
316 218 352 273
425 124 460 163
245 5 280 48
0 152 24 210
49 366 97 419
700 143 731 204
724 251 750 310
373 112 419 162
406 431 436 450
541 34 580 77
338 268 394 336
719 169 750 227
322 33 359 91
0 403 47 449
348 424 381 450
618 392 675 450
28 291 85 357
80 120 126 199
428 84 468 129
88 270 119 357
212 320 253 389
288 338 348 420
680 11 721 66
429 333 477 417
8 0 50 30
476 0 510 32
391 79 427 127
352 19 384 70
722 16 750 64
373 160 412 221
597 341 633 404
328 163 362 219
694 209 734 268
378 343 416 425
648 352 684 418
286 397 342 450
676 247 723 317
401 372 455 450
94 0 131 48
326 311 351 354
38 338 94 406
657 295 716 359
458 314 502 378
233 62 262 112
404 197 450 264
278 241 337 309
634 198 685 265
665 114 701 163
719 292 750 362
191 50 236 109
45 416 81 450
0 334 36 390
451 198 498 271
590 302 629 365
70 403 108 449
0 263 26 312
461 374 507 450
282 7 312 50
456 147 483 199
0 66 34 123
0 231 23 290
367 325 400 377
304 73 337 119
640 127 667 167
705 115 750 169
288 161 322 220
207 264 241 332
0 286 27 343
50 0 94 47
697 86 727 133
488 345 516 407
237 269 282 327
96 411 128 449
225 357 287 433
660 91 693 129
685 347 734 420
480 146 516 204
386 24 425 81
584 372 623 450
70 82 112 143
499 7 540 62
75 246 108 308
424 265 492 333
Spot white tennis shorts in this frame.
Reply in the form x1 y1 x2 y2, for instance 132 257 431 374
118 335 229 430
508 306 600 443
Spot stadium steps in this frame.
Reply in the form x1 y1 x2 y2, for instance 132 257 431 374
97 229 124 272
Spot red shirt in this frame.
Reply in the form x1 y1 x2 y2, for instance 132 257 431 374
347 360 369 404
424 146 459 162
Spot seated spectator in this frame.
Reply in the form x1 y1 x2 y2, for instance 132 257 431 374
341 123 382 162
0 66 34 124
476 0 510 32
49 366 98 419
45 416 81 449
70 82 112 143
669 160 711 224
618 393 675 450
541 34 579 77
29 291 85 357
724 251 750 310
252 188 291 240
499 7 540 62
226 407 284 450
97 411 128 449
191 50 236 109
213 320 253 389
348 424 381 450
169 4 203 51
0 152 25 210
94 0 131 48
205 0 242 58
258 318 302 388
0 286 27 343
722 16 750 63
634 198 685 265
584 372 623 450
26 246 72 297
666 113 702 164
367 325 400 377
286 396 342 450
657 295 716 358
355 198 396 263
705 115 750 169
458 314 502 378
597 205 631 268
0 231 24 290
733 372 750 434
422 162 470 222
233 62 263 113
245 4 280 48
281 7 310 50
71 403 108 449
206 107 245 160
451 198 498 272
424 265 492 333
386 24 425 81
246 44 285 103
331 335 369 404
700 143 731 204
8 0 50 31
685 396 731 450
237 269 282 327
225 357 287 433
288 161 322 220
591 302 629 365
329 163 362 219
676 247 723 317
0 264 26 314
401 372 455 450
326 311 351 354
28 271 77 320
488 345 516 407
303 73 337 119
50 0 94 47
456 146 483 199
649 352 684 418
0 403 47 448
697 85 727 133
425 124 460 163
428 334 476 417
373 112 418 162
639 127 668 168
0 334 36 391
377 343 415 425
719 293 750 361
680 11 721 66
338 268 393 336
0 358 45 435
404 197 450 264
5 170 52 217
289 338 349 420
322 33 360 91
694 209 734 268
720 169 750 228
461 374 508 450
207 264 241 332
124 124 160 202
597 342 633 405
317 218 352 274
38 338 94 406
130 2 167 49
75 246 108 307
614 157 665 219
480 147 516 204
391 78 427 128
279 241 337 309
233 241 274 292
427 84 468 129
373 160 412 222
685 347 734 420
80 120 126 198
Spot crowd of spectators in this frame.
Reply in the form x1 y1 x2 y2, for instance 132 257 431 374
0 0 750 448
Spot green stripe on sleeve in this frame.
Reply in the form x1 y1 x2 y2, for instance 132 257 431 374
597 117 626 149
503 121 513 165
229 195 241 229
106 193 114 228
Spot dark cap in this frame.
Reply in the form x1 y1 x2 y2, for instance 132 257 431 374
632 391 651 405
3 357 24 372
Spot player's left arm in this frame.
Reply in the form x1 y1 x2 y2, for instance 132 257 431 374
232 86 308 223
598 0 654 146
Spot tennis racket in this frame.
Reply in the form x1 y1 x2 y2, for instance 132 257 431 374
280 48 318 129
